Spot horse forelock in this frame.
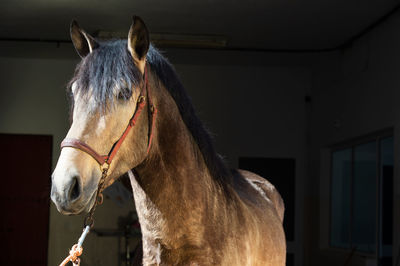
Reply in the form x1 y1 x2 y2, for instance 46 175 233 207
68 39 143 111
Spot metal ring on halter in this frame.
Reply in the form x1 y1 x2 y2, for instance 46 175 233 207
100 162 110 173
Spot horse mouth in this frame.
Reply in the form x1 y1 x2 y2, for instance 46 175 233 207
57 188 98 215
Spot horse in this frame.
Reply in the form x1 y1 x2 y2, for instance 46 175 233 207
51 16 286 266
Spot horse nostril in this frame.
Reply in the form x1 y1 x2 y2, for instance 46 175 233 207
69 176 81 202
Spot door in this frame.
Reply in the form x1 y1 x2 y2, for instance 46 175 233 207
0 134 52 265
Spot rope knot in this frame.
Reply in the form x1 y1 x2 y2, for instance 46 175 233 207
59 244 83 266
69 244 83 261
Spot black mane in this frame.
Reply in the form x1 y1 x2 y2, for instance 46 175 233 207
69 40 232 192
146 46 232 193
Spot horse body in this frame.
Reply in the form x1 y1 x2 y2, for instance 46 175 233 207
51 16 286 265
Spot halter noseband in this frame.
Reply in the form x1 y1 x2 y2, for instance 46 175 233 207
60 65 157 172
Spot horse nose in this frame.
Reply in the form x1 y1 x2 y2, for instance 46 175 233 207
51 175 82 210
68 175 82 202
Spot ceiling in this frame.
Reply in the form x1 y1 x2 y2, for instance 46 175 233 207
0 0 399 50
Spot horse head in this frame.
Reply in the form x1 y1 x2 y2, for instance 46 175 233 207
51 16 151 215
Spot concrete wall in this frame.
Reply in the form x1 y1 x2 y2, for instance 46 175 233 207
307 10 400 266
0 42 310 265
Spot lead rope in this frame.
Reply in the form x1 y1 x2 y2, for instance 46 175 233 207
59 225 90 266
59 164 109 266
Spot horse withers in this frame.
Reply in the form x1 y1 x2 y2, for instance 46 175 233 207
51 16 286 265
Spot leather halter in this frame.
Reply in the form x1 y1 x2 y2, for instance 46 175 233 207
60 65 157 170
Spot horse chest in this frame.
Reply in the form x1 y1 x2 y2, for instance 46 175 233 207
128 170 164 233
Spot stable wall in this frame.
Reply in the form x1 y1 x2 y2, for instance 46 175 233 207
307 10 400 266
0 42 311 265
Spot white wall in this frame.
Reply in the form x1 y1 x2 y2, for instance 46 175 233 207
0 42 311 265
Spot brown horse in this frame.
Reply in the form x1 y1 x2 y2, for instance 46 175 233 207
51 16 286 265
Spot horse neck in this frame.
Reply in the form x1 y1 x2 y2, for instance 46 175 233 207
127 72 241 264
130 72 231 235
135 76 221 208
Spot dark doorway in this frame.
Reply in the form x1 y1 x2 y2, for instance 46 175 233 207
0 134 52 266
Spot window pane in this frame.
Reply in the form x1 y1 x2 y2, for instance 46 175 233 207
380 137 393 262
331 149 351 248
353 141 377 253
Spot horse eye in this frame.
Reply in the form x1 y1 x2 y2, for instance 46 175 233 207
117 89 132 100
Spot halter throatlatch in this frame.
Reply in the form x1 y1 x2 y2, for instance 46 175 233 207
58 65 157 266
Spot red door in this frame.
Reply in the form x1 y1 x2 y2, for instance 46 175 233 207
0 134 52 266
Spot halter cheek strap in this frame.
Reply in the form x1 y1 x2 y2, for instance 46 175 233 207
60 65 157 170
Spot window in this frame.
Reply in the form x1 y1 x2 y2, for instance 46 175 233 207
330 133 393 261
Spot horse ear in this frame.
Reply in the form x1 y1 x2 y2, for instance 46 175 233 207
70 20 99 58
128 16 150 73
